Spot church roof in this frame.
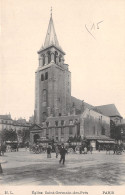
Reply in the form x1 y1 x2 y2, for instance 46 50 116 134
71 96 93 111
94 104 122 118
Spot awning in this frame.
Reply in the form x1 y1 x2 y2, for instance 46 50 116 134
6 141 18 143
97 140 115 144
97 140 104 143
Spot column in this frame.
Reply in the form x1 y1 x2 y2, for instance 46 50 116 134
47 107 51 117
73 107 76 115
80 116 85 138
39 56 43 66
56 55 59 65
61 57 64 65
45 54 48 65
55 108 59 117
51 52 55 62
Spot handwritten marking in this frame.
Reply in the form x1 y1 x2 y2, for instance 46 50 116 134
85 20 103 39
85 24 96 39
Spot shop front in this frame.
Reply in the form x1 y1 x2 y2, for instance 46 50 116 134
97 140 115 150
86 136 115 150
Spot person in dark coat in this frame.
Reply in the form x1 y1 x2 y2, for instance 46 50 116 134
59 144 67 165
90 145 93 154
47 144 52 158
106 144 110 155
113 144 117 154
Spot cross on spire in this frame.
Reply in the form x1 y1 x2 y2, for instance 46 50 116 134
50 7 52 17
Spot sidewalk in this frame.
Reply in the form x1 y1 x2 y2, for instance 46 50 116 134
0 157 7 164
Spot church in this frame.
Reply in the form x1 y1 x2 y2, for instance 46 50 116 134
30 12 122 149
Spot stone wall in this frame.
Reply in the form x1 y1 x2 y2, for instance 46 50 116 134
80 109 110 138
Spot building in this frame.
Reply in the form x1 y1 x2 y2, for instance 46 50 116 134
93 104 122 125
30 12 117 149
34 12 71 124
0 114 31 144
0 114 13 131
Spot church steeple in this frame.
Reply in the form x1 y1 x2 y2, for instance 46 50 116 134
44 9 60 49
38 10 65 55
35 11 71 124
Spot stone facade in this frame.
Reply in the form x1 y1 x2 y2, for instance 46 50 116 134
30 108 111 145
35 15 71 124
32 13 116 148
0 115 31 144
80 109 110 138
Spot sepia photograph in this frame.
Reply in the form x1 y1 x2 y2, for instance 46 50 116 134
0 0 125 194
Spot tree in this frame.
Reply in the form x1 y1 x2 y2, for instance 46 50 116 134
110 120 121 141
0 129 17 143
17 129 30 146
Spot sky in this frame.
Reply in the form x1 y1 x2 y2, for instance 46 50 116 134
0 0 125 120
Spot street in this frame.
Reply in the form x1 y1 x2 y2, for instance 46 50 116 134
0 149 125 185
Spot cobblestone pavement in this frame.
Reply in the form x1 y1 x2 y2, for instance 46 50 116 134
0 149 125 185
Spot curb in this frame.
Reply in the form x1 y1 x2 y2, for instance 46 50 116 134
0 160 7 164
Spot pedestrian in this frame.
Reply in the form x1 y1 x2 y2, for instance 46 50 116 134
59 144 67 165
84 146 87 154
98 145 101 152
106 145 110 155
47 144 52 158
55 145 59 158
90 145 93 154
113 144 117 154
79 146 82 154
1 143 6 156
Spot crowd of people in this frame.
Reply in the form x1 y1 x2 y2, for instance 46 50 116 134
0 142 19 155
0 141 124 165
46 143 67 165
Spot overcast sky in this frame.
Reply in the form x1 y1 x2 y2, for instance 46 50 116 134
0 0 125 120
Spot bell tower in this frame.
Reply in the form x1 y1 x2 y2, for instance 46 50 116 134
34 11 71 124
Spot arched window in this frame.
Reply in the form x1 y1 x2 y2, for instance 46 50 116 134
41 74 44 81
55 121 58 126
45 72 48 80
43 54 45 66
47 51 51 64
43 89 47 102
42 89 47 102
54 51 58 63
59 54 62 62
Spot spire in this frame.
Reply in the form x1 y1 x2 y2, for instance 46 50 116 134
44 9 60 48
50 6 52 18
